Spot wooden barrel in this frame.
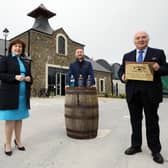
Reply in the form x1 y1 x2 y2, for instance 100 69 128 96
64 87 99 139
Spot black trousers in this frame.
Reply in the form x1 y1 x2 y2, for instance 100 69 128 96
127 91 161 153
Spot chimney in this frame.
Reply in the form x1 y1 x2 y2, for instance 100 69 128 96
27 4 56 34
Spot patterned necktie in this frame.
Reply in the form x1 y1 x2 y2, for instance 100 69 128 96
137 50 144 63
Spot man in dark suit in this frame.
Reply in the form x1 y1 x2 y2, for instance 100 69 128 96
118 31 168 164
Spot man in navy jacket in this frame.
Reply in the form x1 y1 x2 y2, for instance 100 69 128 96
118 31 168 164
66 48 95 87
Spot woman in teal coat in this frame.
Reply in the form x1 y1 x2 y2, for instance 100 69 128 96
0 39 33 156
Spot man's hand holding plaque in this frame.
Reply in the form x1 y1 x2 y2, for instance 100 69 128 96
152 62 160 71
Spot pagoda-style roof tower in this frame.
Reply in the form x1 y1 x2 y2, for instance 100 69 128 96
27 4 56 34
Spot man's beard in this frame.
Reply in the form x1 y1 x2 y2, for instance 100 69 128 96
78 55 84 59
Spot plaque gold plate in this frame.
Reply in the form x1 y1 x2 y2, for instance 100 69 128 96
125 62 154 81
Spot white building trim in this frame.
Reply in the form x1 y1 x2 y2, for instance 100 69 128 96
99 78 105 93
94 77 97 88
56 33 68 56
45 63 69 89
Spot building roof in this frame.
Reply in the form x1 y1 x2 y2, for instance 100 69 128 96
27 4 56 18
27 4 56 34
54 28 85 47
96 59 112 71
111 63 120 79
85 56 111 73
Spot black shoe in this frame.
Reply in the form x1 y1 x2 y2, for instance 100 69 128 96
152 153 164 164
4 144 12 156
124 146 142 155
14 139 26 151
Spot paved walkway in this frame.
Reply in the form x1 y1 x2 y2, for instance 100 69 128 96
0 97 167 168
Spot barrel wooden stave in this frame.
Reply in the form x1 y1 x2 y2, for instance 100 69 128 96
65 87 99 139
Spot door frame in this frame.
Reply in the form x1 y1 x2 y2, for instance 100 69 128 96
46 64 68 95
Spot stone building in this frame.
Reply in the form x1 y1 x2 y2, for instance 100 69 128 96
9 4 112 96
96 59 125 96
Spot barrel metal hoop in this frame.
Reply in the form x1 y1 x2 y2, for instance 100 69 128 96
66 128 97 134
65 114 98 120
65 104 98 108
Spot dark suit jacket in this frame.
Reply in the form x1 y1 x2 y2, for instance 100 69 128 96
118 47 168 103
66 59 95 86
0 55 33 109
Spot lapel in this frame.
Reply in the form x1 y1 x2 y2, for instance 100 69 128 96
129 50 136 62
144 47 158 62
144 47 152 61
7 56 20 74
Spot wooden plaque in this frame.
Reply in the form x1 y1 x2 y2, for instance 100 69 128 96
125 62 154 81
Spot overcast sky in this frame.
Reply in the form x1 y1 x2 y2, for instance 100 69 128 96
0 0 168 64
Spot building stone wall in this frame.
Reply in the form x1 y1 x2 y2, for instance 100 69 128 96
94 71 112 95
10 28 112 96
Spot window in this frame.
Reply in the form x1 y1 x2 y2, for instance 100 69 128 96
94 78 97 88
58 36 65 54
99 78 105 93
56 34 68 55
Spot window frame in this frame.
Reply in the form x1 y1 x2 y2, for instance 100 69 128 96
99 78 105 93
56 33 68 56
